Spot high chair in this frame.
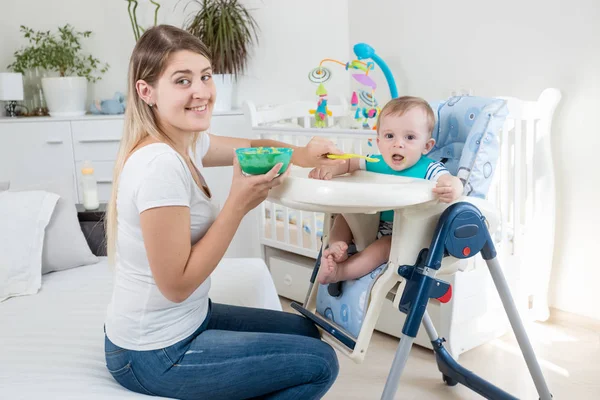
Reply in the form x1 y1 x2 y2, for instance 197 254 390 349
266 92 560 399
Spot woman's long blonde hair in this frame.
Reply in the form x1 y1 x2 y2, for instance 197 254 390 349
106 25 211 266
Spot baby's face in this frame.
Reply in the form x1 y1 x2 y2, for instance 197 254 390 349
377 107 435 171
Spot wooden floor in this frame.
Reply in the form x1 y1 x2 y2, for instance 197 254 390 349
280 299 600 399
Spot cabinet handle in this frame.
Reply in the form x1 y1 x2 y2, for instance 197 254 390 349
97 179 112 184
46 139 64 144
78 138 120 143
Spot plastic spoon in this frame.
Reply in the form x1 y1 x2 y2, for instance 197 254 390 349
327 153 380 162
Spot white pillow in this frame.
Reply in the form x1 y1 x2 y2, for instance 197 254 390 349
7 181 99 274
42 197 99 274
0 191 59 302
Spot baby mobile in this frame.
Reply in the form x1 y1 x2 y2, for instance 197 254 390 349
307 43 399 132
308 59 380 129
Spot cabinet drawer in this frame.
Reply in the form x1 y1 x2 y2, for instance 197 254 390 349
75 160 115 203
269 255 313 302
71 119 123 161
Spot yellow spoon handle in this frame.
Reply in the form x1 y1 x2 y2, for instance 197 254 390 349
327 153 380 162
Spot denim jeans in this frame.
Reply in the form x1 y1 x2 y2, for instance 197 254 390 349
105 301 339 399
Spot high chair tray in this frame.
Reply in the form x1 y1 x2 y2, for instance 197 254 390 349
268 167 437 213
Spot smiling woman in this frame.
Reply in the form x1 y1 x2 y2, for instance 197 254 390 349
138 56 216 132
102 24 344 400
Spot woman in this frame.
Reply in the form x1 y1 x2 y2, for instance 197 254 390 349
104 25 344 399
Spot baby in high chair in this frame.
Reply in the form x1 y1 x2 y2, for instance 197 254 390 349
309 96 464 284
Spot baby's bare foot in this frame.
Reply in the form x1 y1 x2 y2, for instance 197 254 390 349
327 241 349 263
317 255 340 285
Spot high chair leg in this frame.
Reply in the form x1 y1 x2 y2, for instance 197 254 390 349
486 256 553 400
427 307 520 400
381 202 552 400
304 247 322 306
381 257 452 400
381 334 415 400
426 256 553 400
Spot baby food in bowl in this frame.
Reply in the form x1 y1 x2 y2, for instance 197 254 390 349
236 147 293 175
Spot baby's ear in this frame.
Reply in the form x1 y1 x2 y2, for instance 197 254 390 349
423 138 436 154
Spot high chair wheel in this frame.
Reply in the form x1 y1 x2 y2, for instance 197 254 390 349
443 375 458 387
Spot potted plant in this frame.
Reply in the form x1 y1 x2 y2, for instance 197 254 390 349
8 25 109 117
184 0 259 111
126 0 161 41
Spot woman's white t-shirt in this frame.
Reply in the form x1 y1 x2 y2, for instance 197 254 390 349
105 135 219 351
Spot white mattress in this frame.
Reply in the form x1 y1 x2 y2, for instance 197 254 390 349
0 257 281 399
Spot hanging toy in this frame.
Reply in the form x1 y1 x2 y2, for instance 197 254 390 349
309 83 332 128
308 66 332 84
354 90 380 129
346 91 363 129
306 45 397 130
351 91 359 107
308 67 334 128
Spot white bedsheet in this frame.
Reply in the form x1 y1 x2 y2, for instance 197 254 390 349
0 257 282 399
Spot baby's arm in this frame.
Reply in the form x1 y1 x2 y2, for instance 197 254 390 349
433 174 464 203
309 158 360 180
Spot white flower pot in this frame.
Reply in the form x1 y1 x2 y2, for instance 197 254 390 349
213 74 234 111
41 76 87 117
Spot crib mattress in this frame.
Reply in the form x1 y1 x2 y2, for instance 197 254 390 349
0 257 281 399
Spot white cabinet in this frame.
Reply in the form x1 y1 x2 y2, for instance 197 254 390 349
0 112 262 259
0 120 77 202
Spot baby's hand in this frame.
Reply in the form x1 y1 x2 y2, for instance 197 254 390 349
432 174 464 203
309 167 335 180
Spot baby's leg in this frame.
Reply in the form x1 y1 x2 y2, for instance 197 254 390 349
318 236 392 284
326 215 352 261
317 215 353 285
335 235 391 281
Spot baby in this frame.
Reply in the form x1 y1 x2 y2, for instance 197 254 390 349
309 96 464 285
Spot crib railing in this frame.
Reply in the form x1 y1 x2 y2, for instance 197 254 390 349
258 128 376 259
491 90 559 318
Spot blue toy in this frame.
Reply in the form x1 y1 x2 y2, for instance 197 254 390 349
90 92 126 115
352 43 398 99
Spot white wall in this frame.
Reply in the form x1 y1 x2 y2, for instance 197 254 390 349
237 1 350 107
0 0 350 108
348 0 600 320
0 0 182 105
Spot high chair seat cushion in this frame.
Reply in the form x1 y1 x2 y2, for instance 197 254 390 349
428 96 509 198
316 256 387 339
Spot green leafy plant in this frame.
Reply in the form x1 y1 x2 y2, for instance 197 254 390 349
184 0 259 78
7 25 109 83
126 0 161 41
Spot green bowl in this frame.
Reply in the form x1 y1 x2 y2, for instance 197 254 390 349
236 147 293 175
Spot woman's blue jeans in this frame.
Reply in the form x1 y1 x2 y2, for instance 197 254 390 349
105 301 339 399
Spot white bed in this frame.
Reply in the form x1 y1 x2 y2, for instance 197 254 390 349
0 257 282 399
